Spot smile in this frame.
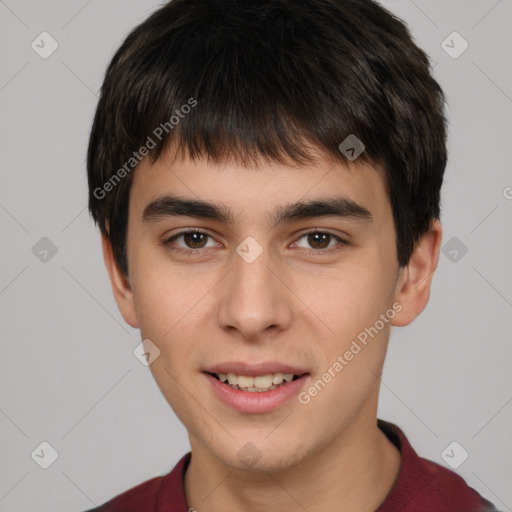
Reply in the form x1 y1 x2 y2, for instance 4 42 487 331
209 372 300 392
203 365 310 413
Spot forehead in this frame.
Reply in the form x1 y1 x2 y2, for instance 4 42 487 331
129 147 390 227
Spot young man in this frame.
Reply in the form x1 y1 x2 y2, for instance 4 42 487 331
86 0 498 510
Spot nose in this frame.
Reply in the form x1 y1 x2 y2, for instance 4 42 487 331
216 245 293 342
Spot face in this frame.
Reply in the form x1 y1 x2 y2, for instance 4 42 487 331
105 147 438 473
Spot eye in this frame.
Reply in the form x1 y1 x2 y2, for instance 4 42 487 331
292 230 347 253
163 229 348 257
164 229 218 255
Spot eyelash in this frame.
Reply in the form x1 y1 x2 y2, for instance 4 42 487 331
162 229 348 257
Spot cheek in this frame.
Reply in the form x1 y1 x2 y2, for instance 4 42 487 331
299 260 393 338
130 259 219 366
129 238 195 327
296 260 396 394
132 274 173 338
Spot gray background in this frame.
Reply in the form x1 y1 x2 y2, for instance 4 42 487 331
0 0 511 510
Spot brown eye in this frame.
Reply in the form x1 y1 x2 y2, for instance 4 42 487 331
291 230 348 255
182 232 208 249
164 230 217 254
307 232 331 249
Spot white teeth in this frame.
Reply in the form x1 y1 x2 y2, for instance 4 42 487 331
214 372 299 390
254 375 274 388
272 372 284 384
237 375 254 388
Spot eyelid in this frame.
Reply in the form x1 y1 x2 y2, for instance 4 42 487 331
291 229 348 251
296 227 347 239
164 228 217 247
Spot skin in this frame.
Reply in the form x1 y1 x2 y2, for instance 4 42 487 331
102 146 442 512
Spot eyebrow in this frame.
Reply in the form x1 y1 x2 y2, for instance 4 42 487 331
142 194 373 228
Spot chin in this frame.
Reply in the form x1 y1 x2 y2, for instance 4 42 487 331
203 433 311 474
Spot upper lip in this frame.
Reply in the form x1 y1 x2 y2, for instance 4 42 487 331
205 362 309 376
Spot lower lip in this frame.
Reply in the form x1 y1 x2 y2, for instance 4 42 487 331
204 373 309 413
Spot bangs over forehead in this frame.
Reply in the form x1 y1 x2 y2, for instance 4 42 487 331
99 0 391 168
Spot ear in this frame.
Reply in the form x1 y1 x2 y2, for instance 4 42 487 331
391 219 442 327
101 232 139 329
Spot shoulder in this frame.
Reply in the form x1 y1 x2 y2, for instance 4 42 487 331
377 420 498 512
82 452 191 512
412 455 496 511
83 476 164 512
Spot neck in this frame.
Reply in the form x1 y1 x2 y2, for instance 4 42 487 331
184 412 401 512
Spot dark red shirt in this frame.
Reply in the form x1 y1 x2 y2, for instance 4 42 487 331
86 420 497 511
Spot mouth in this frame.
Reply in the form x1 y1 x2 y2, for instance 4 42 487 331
206 371 302 392
204 370 310 413
202 362 310 412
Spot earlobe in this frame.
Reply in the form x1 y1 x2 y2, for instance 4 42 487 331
101 233 139 329
391 219 442 327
